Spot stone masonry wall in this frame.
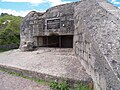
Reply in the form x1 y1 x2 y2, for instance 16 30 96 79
74 0 120 90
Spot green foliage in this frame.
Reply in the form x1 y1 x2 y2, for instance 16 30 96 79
0 13 22 45
77 84 89 90
50 81 90 90
1 13 9 16
0 48 11 52
0 29 20 45
50 81 70 90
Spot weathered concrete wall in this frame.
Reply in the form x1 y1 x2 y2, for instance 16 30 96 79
74 0 120 90
43 2 80 35
19 13 44 49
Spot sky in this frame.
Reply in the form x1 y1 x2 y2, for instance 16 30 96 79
0 0 120 17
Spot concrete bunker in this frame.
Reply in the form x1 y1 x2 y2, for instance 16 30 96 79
20 0 120 90
20 1 79 51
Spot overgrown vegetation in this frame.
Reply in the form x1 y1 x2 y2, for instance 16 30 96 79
49 81 90 90
0 48 11 52
50 81 70 90
77 84 89 90
0 13 22 45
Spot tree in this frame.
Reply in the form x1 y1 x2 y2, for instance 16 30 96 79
0 13 22 45
1 13 8 16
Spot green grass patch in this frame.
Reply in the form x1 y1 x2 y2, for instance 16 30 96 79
77 84 89 90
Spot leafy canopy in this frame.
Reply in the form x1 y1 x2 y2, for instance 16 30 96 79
0 13 22 45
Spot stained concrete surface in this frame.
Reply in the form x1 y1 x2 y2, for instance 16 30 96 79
0 48 91 82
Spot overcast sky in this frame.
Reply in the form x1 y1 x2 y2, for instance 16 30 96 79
0 0 120 17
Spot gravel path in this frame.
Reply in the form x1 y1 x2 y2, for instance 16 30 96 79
0 71 51 90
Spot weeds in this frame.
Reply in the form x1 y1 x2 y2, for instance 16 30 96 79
50 81 91 90
50 81 70 90
77 84 89 90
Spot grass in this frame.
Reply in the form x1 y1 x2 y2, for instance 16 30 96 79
77 84 90 90
49 81 92 90
0 67 93 90
50 81 70 90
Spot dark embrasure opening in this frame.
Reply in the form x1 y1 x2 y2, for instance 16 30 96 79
37 35 73 48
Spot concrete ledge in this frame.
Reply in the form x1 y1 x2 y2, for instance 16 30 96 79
0 48 92 87
0 64 92 87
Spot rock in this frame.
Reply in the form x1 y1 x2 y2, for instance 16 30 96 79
21 41 34 51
